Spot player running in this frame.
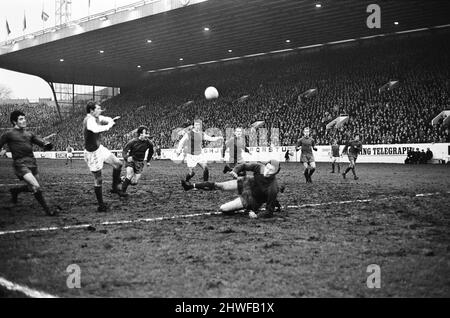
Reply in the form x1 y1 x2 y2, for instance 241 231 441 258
83 101 126 212
181 160 283 218
66 144 74 167
176 119 223 182
295 127 318 183
222 127 250 176
0 110 55 216
342 135 363 180
121 126 154 194
330 139 341 173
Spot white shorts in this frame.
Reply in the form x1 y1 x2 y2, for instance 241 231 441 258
84 145 113 172
186 153 206 168
67 153 73 159
331 156 341 163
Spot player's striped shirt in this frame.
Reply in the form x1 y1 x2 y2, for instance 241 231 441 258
223 136 247 163
177 130 221 155
187 130 203 155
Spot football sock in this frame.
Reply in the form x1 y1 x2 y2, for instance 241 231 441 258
309 168 316 178
112 168 121 190
34 190 50 212
344 167 351 175
122 177 131 193
194 182 216 190
337 164 341 173
203 167 209 181
331 163 335 172
304 169 309 180
94 186 104 205
351 167 356 177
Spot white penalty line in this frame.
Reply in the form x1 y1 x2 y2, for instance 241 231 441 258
0 191 448 237
0 211 224 236
0 276 58 298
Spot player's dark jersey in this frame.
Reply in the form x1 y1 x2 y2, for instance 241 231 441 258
186 130 203 155
223 136 248 163
0 128 45 161
83 115 103 152
233 163 279 212
343 140 363 157
296 137 316 155
123 138 154 162
331 144 340 157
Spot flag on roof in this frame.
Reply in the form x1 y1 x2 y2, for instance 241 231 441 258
6 19 11 35
41 10 49 22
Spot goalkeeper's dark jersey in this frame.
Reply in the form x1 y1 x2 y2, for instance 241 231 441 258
233 163 279 212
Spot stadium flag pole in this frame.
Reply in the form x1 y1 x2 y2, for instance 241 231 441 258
23 10 26 35
41 1 45 30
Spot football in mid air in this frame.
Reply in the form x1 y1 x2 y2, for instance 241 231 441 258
204 86 219 100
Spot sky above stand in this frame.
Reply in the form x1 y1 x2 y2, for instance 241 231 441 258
0 0 138 100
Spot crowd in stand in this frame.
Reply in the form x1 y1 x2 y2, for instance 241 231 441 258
1 31 449 151
405 148 434 164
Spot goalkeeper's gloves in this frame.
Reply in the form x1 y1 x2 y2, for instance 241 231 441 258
229 171 238 179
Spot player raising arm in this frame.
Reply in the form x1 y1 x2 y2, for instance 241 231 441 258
176 119 223 182
0 110 55 216
121 126 154 194
83 101 126 212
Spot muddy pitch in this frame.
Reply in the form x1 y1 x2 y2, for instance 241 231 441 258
0 159 449 297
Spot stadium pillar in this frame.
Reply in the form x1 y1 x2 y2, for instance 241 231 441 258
72 84 75 114
47 82 63 121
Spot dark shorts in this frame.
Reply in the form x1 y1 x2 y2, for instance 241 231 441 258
301 153 315 163
13 157 38 180
126 160 145 174
237 178 262 211
348 155 357 162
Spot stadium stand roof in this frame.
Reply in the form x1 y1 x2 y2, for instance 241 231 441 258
0 0 449 88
